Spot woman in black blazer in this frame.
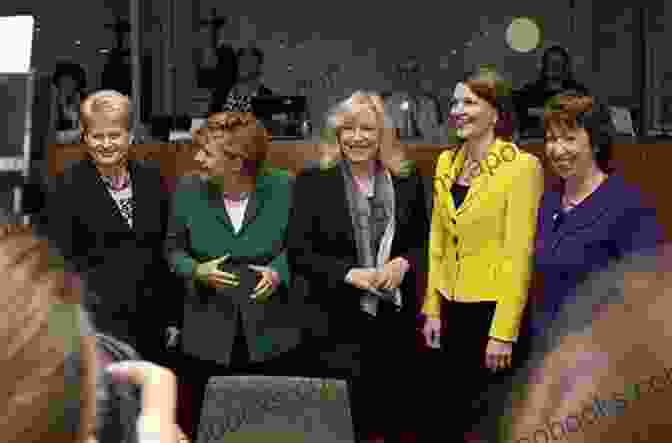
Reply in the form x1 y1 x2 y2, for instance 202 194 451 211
44 90 172 363
287 91 428 442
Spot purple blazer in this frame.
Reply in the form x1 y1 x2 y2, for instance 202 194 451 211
530 174 663 337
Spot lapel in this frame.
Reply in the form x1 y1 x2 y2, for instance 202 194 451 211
548 175 618 252
202 175 268 237
330 166 357 246
391 174 411 227
82 157 134 234
435 142 493 221
127 160 147 235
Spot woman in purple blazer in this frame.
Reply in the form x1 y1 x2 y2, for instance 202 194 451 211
531 92 663 340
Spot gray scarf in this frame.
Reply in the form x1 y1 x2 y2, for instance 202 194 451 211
339 160 402 316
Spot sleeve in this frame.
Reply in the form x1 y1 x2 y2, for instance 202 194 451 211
164 180 198 279
615 198 664 257
489 154 544 342
397 174 430 274
286 172 358 292
421 163 447 319
269 251 290 288
44 173 80 270
268 175 292 288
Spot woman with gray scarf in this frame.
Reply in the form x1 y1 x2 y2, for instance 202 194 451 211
287 91 428 442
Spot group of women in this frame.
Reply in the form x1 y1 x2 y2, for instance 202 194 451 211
40 63 662 443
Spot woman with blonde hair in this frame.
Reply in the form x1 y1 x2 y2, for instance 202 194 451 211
287 91 428 442
45 90 170 363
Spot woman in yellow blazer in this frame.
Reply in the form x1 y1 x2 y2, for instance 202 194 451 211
420 67 544 443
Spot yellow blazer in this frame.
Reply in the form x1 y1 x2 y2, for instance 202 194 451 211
421 138 544 341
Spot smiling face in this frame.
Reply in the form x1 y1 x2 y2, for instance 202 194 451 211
81 94 132 170
449 82 498 141
545 122 596 180
337 106 381 166
83 120 131 168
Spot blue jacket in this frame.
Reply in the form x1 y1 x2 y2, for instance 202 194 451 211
531 174 663 338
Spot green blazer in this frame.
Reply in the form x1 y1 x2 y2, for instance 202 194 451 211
165 170 300 365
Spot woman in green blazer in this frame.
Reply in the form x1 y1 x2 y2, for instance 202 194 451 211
165 112 302 439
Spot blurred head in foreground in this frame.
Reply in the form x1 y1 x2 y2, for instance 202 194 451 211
496 245 672 442
0 224 143 443
0 224 97 442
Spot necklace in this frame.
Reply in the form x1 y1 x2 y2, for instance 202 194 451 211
562 173 607 211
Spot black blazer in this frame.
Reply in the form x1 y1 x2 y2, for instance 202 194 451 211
44 157 172 347
287 165 429 342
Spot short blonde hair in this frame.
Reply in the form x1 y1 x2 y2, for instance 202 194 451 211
80 90 132 135
323 91 406 175
0 225 95 443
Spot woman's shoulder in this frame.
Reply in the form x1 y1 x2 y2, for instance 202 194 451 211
258 167 293 188
494 141 543 173
602 174 652 211
173 174 204 195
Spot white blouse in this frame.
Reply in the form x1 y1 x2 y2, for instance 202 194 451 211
223 196 250 234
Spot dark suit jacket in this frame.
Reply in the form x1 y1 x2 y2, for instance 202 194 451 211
286 166 429 364
531 174 663 337
164 171 301 365
44 157 171 348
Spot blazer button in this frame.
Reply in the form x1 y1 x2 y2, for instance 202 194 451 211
453 236 458 245
456 252 460 261
451 218 457 224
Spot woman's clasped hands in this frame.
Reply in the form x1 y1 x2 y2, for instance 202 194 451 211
345 257 409 292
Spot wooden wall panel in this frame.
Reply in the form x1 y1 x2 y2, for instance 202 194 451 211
47 143 672 240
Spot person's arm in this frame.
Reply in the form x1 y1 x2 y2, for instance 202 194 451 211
286 171 358 291
394 173 430 275
265 174 292 288
421 170 446 320
615 200 664 257
44 173 79 269
164 179 198 280
489 153 544 342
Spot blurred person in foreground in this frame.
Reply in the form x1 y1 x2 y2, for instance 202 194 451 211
287 91 428 442
0 223 186 443
491 244 672 443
